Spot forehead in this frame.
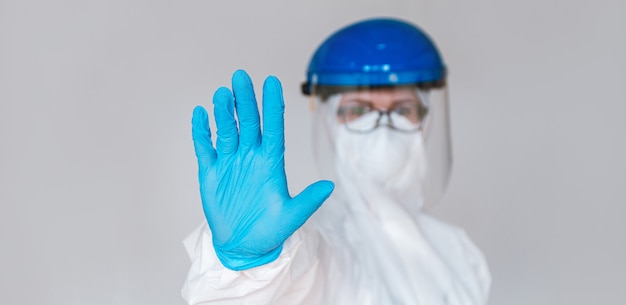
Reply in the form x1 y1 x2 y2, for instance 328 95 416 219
339 87 420 107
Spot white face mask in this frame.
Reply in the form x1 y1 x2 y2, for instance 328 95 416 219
334 125 428 212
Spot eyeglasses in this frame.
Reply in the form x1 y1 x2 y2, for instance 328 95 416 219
337 99 428 133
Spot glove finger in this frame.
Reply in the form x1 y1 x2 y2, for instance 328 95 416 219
284 180 335 230
232 70 261 151
192 106 217 169
213 86 239 156
261 75 285 156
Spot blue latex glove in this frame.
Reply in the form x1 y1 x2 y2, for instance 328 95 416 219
192 70 334 271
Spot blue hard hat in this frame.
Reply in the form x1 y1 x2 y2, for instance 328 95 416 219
302 18 446 95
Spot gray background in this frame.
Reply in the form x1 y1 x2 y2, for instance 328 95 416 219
1 0 625 304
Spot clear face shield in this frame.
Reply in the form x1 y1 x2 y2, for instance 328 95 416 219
309 83 451 215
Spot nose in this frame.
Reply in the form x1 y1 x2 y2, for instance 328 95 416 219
378 113 391 125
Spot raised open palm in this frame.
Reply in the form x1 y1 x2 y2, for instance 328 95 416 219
192 70 334 271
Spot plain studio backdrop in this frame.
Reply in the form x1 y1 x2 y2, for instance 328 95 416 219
1 0 625 304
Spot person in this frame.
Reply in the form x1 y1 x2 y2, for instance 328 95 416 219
183 17 491 305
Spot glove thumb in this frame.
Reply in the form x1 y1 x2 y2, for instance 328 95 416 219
287 180 335 225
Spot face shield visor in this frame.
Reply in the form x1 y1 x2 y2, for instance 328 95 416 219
301 18 450 216
307 82 451 215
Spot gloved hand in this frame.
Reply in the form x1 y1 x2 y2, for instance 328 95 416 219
192 70 334 271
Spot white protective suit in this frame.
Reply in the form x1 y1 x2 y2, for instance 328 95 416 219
182 92 491 305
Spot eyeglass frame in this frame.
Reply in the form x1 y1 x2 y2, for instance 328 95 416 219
336 98 429 133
